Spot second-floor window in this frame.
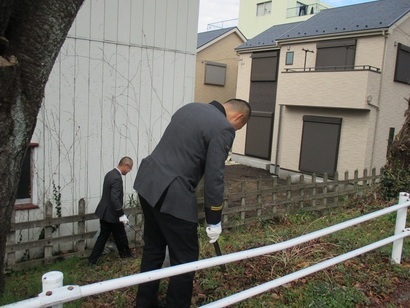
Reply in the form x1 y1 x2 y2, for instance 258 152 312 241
315 39 356 71
204 61 226 86
394 43 410 85
257 1 272 16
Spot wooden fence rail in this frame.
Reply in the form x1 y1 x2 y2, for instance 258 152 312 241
5 168 380 271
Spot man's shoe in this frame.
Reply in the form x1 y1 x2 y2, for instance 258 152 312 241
88 261 96 267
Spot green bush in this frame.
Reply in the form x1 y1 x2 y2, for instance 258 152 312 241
379 166 410 200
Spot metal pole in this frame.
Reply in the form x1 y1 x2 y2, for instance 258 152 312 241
40 271 64 308
201 231 410 308
391 192 409 264
6 198 410 307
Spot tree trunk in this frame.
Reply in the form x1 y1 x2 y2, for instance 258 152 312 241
0 0 84 294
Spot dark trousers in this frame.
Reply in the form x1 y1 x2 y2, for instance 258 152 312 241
88 219 131 264
136 195 199 308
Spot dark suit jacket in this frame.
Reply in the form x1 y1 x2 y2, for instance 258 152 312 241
95 168 125 223
134 102 235 224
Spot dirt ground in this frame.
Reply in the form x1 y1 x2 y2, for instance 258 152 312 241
224 163 274 182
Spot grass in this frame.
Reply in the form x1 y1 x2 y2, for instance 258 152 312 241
1 196 409 307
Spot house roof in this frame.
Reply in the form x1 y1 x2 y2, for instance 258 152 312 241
277 0 410 41
236 0 410 51
235 22 302 51
197 27 246 50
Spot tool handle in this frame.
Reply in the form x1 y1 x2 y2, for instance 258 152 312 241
213 241 227 272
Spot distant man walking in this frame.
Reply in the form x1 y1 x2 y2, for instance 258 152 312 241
88 156 133 265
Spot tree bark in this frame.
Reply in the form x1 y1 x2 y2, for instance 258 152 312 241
0 0 84 294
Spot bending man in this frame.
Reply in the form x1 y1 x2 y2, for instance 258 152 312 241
134 99 251 307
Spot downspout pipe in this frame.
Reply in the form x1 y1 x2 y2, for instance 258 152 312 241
370 29 388 168
274 105 284 175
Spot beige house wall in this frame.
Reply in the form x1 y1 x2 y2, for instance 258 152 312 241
373 14 410 169
277 107 371 175
195 32 244 104
271 21 410 176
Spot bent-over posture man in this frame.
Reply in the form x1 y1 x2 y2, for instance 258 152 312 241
88 156 133 265
134 99 251 307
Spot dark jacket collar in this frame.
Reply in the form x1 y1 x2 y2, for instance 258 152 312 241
209 100 226 117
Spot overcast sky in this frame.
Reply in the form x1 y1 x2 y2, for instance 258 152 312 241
198 0 377 32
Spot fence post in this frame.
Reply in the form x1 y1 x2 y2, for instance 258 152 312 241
76 198 86 253
299 174 304 208
6 209 16 266
240 182 246 222
312 173 316 207
257 179 262 217
391 192 409 264
44 201 53 261
334 171 339 206
40 271 63 308
322 173 328 207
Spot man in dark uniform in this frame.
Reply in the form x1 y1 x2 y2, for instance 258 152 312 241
88 156 133 265
134 99 251 307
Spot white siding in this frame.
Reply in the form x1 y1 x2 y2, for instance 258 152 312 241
30 0 199 233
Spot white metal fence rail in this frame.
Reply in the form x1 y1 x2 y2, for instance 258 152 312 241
5 192 410 308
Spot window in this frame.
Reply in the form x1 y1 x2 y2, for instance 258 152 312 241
204 61 226 86
394 43 410 85
285 51 294 65
15 143 38 208
251 51 278 82
316 39 356 70
299 116 342 176
257 1 272 16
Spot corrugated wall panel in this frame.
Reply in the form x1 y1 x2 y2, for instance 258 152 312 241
58 39 76 216
142 0 156 47
75 0 91 38
138 48 154 157
31 0 199 222
100 43 117 169
90 0 105 40
176 0 189 51
104 0 118 41
118 0 132 44
130 0 144 46
73 39 91 201
151 49 166 147
113 44 131 168
165 1 178 50
126 46 142 166
154 0 167 49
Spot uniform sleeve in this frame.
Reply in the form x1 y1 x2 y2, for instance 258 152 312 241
203 128 234 224
110 176 125 217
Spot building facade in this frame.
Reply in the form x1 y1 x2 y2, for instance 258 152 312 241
233 0 410 179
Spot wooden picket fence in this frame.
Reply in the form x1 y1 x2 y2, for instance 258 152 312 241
5 168 380 271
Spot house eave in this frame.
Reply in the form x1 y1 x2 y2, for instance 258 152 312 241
197 28 247 53
236 45 280 54
276 28 390 45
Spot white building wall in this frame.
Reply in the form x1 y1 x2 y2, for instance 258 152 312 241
25 0 199 248
238 0 330 39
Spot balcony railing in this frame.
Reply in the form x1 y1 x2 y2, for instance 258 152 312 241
284 65 381 73
207 18 238 31
287 3 328 18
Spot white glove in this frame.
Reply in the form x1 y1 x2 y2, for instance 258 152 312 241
206 222 222 243
119 214 129 225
